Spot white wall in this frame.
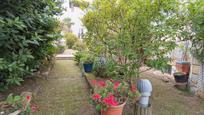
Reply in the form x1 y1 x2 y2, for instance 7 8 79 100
59 0 86 37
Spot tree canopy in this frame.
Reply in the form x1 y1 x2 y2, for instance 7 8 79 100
82 0 182 80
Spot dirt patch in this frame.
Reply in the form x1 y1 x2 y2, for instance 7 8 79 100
0 77 40 101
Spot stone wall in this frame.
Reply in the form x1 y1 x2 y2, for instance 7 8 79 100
190 58 204 93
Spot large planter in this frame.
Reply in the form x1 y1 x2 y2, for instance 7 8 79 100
176 61 190 74
101 102 126 115
83 63 93 73
173 72 188 83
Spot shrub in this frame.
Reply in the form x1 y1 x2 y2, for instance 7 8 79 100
72 40 87 51
64 33 78 49
81 53 94 64
74 51 84 65
56 45 65 54
0 0 62 91
93 57 107 77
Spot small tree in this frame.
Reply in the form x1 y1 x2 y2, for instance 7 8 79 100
62 17 74 32
83 0 181 82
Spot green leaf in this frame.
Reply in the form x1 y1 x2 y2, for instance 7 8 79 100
96 104 101 111
14 96 21 102
6 94 14 104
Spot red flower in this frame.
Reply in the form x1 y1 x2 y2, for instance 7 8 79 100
131 85 137 92
91 80 97 86
114 82 120 90
92 93 101 100
102 95 118 106
26 95 31 102
30 104 38 112
98 81 106 87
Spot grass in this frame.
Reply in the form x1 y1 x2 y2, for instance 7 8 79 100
142 72 204 115
31 60 96 115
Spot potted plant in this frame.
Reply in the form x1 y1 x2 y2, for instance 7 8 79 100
81 53 94 73
176 42 191 74
74 51 84 65
90 80 140 115
173 72 188 83
176 61 190 74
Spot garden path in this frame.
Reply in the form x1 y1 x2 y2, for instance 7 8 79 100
32 60 95 115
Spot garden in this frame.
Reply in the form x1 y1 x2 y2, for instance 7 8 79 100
0 0 204 115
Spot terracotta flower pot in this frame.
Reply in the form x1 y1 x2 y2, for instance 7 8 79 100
101 102 126 115
176 61 190 74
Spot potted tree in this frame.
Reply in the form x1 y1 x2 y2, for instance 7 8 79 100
90 80 140 115
176 42 191 74
81 53 94 73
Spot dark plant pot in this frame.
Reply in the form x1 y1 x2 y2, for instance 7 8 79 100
83 63 93 73
173 73 188 83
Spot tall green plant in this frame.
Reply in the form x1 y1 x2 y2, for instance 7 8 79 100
83 0 182 82
0 0 62 91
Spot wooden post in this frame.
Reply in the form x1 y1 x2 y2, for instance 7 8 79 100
134 102 152 115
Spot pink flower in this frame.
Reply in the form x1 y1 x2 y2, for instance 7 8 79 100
114 81 120 90
102 95 118 106
98 81 106 87
26 96 31 102
91 80 97 86
30 104 38 112
92 93 101 100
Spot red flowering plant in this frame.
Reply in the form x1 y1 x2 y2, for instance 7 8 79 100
90 80 140 111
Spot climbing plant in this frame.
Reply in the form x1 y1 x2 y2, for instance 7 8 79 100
0 0 62 91
82 0 184 81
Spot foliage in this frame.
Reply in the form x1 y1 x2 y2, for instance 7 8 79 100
1 94 36 114
72 40 87 51
0 0 62 90
90 80 140 111
188 0 204 63
62 17 74 32
70 0 89 10
93 57 107 77
83 0 181 81
74 51 85 65
64 32 78 49
56 45 65 54
81 53 94 64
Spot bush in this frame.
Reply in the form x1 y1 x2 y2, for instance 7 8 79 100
0 0 62 91
56 45 65 54
80 53 94 64
93 57 107 77
72 40 87 51
74 51 84 65
64 33 78 49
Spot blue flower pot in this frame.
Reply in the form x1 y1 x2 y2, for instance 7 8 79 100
83 63 93 73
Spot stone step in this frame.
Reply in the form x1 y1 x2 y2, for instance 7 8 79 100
56 54 74 60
